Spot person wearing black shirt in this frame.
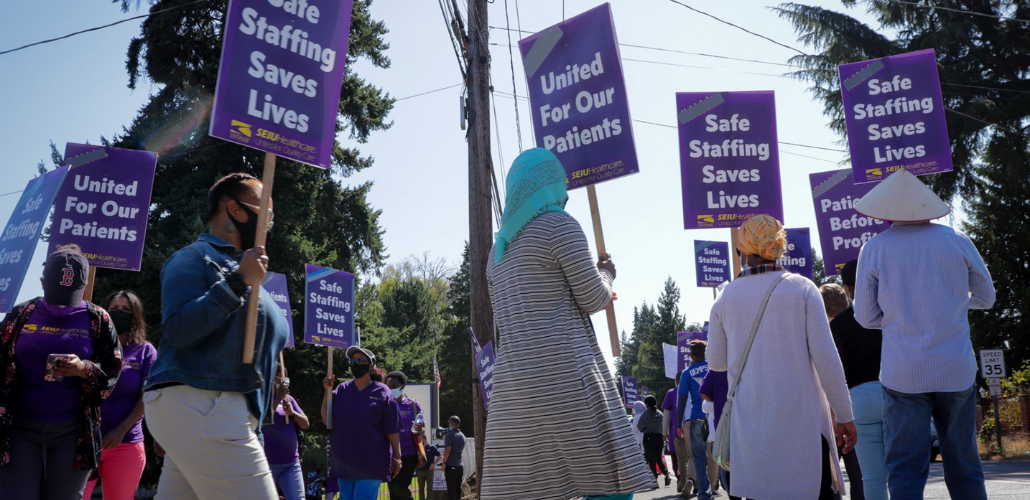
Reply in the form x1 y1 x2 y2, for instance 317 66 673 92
829 260 888 500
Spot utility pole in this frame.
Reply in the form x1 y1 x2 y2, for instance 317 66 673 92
466 0 494 497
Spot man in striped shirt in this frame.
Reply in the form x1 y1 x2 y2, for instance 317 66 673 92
852 169 995 500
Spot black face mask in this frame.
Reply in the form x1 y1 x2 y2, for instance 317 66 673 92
109 309 134 336
350 364 371 379
227 202 260 250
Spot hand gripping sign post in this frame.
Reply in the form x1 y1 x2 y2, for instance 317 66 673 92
839 49 952 184
809 169 890 275
519 3 638 357
304 264 356 429
209 0 356 363
0 166 70 313
50 144 158 301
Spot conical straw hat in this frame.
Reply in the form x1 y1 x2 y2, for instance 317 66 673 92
854 168 950 222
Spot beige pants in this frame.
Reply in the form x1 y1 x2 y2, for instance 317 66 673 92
674 435 695 493
143 385 277 500
706 441 720 490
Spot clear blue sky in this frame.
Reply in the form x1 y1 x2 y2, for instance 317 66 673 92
2 1 944 372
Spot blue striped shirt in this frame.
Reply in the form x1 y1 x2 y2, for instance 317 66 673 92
854 222 995 393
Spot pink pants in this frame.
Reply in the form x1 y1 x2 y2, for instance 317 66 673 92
82 441 146 500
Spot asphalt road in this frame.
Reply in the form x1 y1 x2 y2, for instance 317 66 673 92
630 460 1030 499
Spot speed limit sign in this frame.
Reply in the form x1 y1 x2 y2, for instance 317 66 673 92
980 349 1006 379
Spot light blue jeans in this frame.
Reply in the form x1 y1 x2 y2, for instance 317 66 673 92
338 478 383 500
851 381 888 500
882 383 986 500
269 461 305 500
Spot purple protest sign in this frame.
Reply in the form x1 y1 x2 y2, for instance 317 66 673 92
810 169 890 275
839 49 952 183
779 228 813 280
303 264 355 348
694 240 730 288
49 144 156 271
0 167 70 312
677 331 707 374
262 272 294 348
518 3 638 189
210 0 355 168
621 375 639 408
677 91 783 229
476 342 495 411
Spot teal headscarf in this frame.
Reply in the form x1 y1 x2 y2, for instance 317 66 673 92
494 148 569 263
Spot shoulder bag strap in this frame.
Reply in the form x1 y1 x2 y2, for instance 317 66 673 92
723 272 788 403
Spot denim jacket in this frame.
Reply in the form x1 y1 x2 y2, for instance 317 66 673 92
145 233 288 425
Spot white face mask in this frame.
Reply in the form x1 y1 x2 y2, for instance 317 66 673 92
391 388 402 399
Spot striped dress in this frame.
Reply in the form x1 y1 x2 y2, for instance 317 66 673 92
481 212 655 499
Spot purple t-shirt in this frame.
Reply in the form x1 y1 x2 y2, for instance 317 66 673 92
699 370 728 430
15 300 92 422
661 388 677 448
263 395 303 464
99 342 156 443
331 380 401 481
396 397 423 458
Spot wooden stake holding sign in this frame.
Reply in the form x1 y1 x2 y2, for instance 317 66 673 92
83 268 98 303
586 185 621 357
243 152 277 364
730 228 742 279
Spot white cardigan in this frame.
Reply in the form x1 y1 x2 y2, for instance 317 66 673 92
708 271 854 500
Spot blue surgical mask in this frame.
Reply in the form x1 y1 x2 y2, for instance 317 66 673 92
391 388 402 399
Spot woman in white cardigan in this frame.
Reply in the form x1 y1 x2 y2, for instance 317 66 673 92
707 216 858 500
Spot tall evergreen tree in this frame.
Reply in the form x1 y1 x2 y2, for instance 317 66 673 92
439 243 475 435
776 0 1030 366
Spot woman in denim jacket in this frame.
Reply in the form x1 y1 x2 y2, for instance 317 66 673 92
142 172 290 499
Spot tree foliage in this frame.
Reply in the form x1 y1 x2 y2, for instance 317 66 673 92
776 0 1030 367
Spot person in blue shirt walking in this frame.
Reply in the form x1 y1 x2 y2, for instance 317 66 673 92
678 340 711 500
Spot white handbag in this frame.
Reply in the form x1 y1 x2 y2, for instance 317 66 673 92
712 273 787 471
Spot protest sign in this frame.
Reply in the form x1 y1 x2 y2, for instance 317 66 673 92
694 240 730 288
476 342 495 411
779 228 813 280
677 331 707 374
621 375 639 408
677 91 783 229
0 166 70 312
303 264 355 348
810 169 889 275
519 3 638 189
262 272 294 348
210 0 355 168
839 49 951 183
663 342 678 379
50 144 156 271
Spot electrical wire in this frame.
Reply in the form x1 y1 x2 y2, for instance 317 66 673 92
395 83 465 101
503 0 524 152
622 58 785 78
0 0 207 56
664 0 809 56
438 0 467 80
883 0 1030 24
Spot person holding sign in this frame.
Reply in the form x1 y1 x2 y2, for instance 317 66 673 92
263 374 310 500
852 169 995 499
483 148 654 500
142 173 290 499
83 290 157 500
0 245 123 500
321 346 402 500
707 216 856 500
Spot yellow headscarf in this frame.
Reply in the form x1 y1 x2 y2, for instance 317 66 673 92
736 215 787 261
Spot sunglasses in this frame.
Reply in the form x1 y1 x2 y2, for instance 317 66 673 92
348 358 371 366
234 200 275 230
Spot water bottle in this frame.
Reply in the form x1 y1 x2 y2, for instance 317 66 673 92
412 411 425 433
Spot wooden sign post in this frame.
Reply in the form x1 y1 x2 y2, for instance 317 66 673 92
83 268 98 303
730 228 742 278
586 185 621 357
242 152 277 364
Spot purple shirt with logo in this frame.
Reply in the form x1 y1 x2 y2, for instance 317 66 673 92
99 341 156 443
15 300 92 422
396 397 423 458
331 380 401 481
263 395 303 465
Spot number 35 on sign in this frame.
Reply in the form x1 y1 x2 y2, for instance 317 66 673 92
979 349 1006 379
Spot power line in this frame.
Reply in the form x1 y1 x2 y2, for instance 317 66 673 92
395 83 465 101
631 119 848 154
622 58 785 78
941 82 1030 96
883 0 1030 24
503 0 524 152
0 0 207 56
664 0 808 56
